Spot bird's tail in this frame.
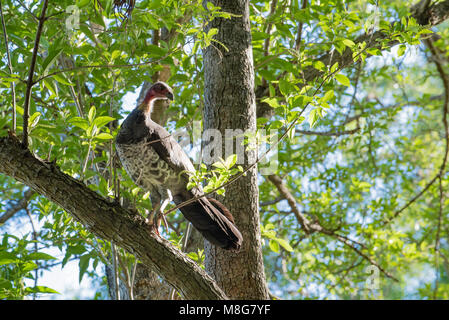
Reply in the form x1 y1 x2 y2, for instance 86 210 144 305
174 196 243 251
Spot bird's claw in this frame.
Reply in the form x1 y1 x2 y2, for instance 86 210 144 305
145 217 161 236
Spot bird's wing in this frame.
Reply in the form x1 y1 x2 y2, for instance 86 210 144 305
116 107 149 145
145 119 197 179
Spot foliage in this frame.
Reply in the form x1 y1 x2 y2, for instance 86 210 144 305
0 0 448 300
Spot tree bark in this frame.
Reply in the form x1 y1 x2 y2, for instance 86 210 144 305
202 0 269 299
0 135 227 300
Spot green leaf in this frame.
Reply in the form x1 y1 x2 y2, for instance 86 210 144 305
212 160 226 169
0 252 17 265
53 74 74 86
279 79 294 96
29 112 41 130
93 116 115 129
94 132 114 140
110 50 121 61
147 45 168 58
25 286 60 295
21 261 38 273
397 44 407 57
262 97 280 108
88 106 96 123
335 73 350 87
76 0 90 7
79 254 90 283
313 60 326 71
269 239 280 253
322 90 334 103
69 117 89 131
224 154 237 169
342 39 355 48
26 252 57 261
308 109 319 128
42 48 63 76
277 238 294 252
105 0 113 16
43 79 57 96
330 62 339 73
287 125 296 141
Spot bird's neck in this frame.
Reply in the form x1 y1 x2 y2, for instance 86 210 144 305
139 96 156 114
138 97 168 125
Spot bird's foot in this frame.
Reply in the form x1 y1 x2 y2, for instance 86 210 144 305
145 217 161 236
145 209 161 236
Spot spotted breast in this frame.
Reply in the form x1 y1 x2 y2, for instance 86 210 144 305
116 138 180 192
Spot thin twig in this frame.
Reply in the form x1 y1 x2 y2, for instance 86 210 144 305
0 1 17 132
384 38 449 225
33 49 179 85
111 242 120 300
0 189 35 224
267 174 312 233
426 37 449 300
296 127 360 137
25 206 39 300
22 0 49 148
260 197 283 207
434 176 443 299
263 0 278 57
16 0 38 21
295 0 308 51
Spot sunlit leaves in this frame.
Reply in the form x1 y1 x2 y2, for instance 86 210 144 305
335 73 350 87
187 154 243 196
69 106 115 141
260 224 293 253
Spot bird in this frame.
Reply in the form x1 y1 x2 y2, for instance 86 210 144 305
115 81 243 251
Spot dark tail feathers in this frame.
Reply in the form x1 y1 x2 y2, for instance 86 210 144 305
174 196 243 251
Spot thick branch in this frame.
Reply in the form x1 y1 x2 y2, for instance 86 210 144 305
0 135 227 300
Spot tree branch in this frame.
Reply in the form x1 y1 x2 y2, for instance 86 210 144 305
383 36 449 226
266 175 313 233
0 189 35 224
294 0 308 51
0 135 227 300
296 127 360 137
266 174 398 281
0 1 16 133
22 0 49 148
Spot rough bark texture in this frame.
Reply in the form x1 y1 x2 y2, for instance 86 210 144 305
0 135 227 300
202 0 269 299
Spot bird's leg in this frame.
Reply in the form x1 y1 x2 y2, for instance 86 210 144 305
156 189 173 234
147 191 162 235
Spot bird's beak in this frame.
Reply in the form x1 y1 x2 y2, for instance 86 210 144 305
166 92 174 101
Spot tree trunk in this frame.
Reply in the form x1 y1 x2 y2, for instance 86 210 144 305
202 0 269 299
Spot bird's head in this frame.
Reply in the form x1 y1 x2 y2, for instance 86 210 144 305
143 81 174 104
